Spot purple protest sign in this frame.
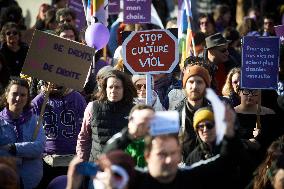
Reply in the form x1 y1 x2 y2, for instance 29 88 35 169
274 25 284 44
109 0 120 15
123 0 151 24
69 0 86 31
241 36 280 90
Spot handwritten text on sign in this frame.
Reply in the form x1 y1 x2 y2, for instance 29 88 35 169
241 36 279 89
122 30 178 74
123 0 151 23
22 30 94 91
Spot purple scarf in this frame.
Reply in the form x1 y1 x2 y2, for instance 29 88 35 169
0 108 33 141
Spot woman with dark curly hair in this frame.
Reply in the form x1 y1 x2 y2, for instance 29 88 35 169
250 136 284 189
0 22 28 77
76 70 137 161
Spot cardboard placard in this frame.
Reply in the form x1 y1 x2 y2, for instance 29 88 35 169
22 30 95 91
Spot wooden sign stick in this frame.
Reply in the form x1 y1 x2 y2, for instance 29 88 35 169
33 82 52 140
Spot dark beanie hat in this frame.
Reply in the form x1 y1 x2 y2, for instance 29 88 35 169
183 65 211 88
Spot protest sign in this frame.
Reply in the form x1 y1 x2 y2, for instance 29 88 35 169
241 36 280 89
274 25 284 44
150 111 179 136
123 0 151 23
109 0 120 15
122 29 178 74
69 0 86 31
22 30 94 91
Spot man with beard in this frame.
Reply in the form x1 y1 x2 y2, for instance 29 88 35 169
32 83 86 187
175 57 211 161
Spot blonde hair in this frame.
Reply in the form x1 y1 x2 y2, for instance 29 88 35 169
222 67 241 96
114 58 124 72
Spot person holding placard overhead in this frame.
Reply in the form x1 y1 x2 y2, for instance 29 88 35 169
32 81 86 187
234 88 282 166
0 78 46 189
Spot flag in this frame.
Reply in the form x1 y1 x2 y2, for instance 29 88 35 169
92 0 108 25
178 0 196 68
184 0 196 57
86 0 92 22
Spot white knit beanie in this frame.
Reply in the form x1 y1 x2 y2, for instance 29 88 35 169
132 74 146 84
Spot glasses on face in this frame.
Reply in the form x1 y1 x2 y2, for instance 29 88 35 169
135 83 146 90
217 48 228 53
60 19 72 24
6 31 18 36
241 89 258 96
196 121 215 130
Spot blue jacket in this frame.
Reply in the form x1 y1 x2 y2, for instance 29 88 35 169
0 108 46 189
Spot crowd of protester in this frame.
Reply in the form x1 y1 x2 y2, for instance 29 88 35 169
1 0 284 189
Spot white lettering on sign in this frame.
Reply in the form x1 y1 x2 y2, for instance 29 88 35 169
139 57 164 67
131 45 168 55
246 46 270 52
139 33 163 43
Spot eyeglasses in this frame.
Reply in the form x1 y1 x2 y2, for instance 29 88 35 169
217 48 228 53
60 19 72 24
196 121 215 130
135 84 146 90
241 89 258 96
6 31 18 36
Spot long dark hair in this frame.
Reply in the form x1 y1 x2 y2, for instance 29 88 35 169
95 70 137 104
253 136 284 189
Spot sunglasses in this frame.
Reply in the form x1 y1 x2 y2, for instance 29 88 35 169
6 31 18 36
135 83 146 90
196 121 215 130
241 89 258 96
217 48 228 53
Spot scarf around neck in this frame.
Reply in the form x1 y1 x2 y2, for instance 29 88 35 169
0 107 33 141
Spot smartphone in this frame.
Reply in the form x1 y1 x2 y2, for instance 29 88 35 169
150 111 179 136
76 162 99 176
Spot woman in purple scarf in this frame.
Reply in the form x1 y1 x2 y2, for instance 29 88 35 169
0 78 46 189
